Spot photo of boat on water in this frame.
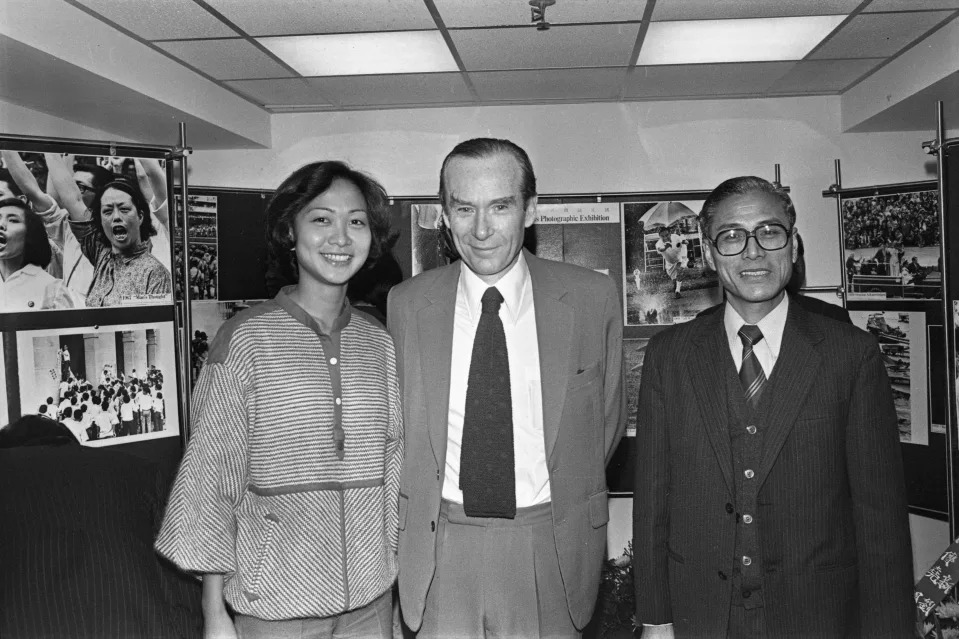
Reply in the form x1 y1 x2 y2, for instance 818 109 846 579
850 310 928 445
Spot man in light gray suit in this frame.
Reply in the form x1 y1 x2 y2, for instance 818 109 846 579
388 138 624 638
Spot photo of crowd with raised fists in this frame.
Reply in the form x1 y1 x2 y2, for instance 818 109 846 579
0 322 180 447
0 150 173 311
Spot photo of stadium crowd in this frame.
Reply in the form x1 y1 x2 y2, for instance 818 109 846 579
842 190 941 300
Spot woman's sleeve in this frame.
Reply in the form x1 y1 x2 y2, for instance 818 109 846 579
68 219 103 264
146 261 173 296
154 355 249 575
42 280 79 310
383 339 404 554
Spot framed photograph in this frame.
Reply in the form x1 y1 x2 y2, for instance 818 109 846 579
189 299 266 387
622 200 722 325
850 310 928 445
0 149 174 311
2 320 180 446
841 190 941 301
174 194 219 301
410 203 449 277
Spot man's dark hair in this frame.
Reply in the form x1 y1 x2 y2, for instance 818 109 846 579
438 138 537 209
265 161 394 286
0 198 53 269
0 415 78 448
0 169 23 197
73 163 115 194
699 176 796 238
90 177 156 246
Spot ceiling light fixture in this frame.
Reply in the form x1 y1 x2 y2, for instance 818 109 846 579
637 15 846 65
258 31 459 77
530 0 556 31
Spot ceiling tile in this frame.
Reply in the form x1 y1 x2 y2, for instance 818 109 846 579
433 0 647 28
652 0 860 21
311 73 474 107
767 59 884 93
74 0 238 39
810 11 953 58
203 0 436 36
224 78 333 107
864 0 959 11
470 68 626 101
624 62 795 98
451 24 641 71
156 39 294 80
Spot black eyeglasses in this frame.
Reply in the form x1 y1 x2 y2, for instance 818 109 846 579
710 223 792 256
75 182 94 195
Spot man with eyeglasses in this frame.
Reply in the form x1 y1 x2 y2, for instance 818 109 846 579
633 176 913 638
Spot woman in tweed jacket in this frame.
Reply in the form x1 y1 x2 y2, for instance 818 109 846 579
156 162 403 638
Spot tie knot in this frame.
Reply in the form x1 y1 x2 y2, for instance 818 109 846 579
481 287 504 314
738 324 764 347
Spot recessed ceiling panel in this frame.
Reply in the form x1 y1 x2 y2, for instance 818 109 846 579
311 73 473 107
204 0 436 36
624 62 795 98
652 0 859 21
433 0 647 28
810 11 952 58
470 68 625 101
451 24 641 71
638 16 845 65
74 0 238 39
864 0 959 11
156 39 294 80
224 78 334 107
259 32 458 76
767 59 884 93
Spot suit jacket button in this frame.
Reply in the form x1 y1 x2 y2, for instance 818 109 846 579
430 521 435 532
742 589 751 599
725 503 734 514
718 571 727 580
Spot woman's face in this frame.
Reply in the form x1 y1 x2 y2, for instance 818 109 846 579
100 188 142 253
0 205 28 265
292 178 372 291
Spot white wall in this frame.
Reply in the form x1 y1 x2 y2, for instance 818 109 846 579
190 96 940 290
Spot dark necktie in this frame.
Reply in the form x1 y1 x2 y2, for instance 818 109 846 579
460 286 516 519
738 324 767 410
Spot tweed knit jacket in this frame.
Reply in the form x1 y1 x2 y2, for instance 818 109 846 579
155 287 403 620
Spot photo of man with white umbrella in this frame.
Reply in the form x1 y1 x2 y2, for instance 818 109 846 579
623 200 722 325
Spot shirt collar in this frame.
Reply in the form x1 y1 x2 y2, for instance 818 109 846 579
5 264 43 281
723 293 789 357
459 251 531 325
275 284 352 336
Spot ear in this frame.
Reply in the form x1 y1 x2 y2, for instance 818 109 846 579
523 195 538 228
704 240 717 271
790 227 799 264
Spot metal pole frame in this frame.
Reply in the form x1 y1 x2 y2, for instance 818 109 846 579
170 123 194 442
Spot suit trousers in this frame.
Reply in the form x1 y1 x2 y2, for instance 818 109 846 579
418 500 579 639
234 590 392 639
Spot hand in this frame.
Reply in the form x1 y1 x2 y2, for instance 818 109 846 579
203 608 237 639
641 625 675 639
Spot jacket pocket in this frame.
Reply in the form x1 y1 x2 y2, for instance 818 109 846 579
243 512 280 602
398 492 409 531
588 490 609 528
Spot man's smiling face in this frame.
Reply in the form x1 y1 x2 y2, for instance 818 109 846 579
704 190 797 323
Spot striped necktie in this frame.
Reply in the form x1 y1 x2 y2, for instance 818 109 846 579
738 324 767 409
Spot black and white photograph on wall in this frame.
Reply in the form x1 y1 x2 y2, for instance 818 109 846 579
841 190 941 300
1 321 180 446
533 202 623 303
173 194 219 301
0 150 173 310
410 203 451 276
189 299 266 387
622 200 721 325
850 310 929 445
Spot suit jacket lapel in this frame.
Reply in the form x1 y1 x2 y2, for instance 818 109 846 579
689 309 736 495
416 263 460 471
526 252 574 461
755 302 823 489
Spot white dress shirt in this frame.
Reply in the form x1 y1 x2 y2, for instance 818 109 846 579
723 294 790 378
444 252 550 506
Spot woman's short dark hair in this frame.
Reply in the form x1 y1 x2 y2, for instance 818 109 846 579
90 177 156 246
0 415 79 448
265 161 394 285
0 197 52 269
